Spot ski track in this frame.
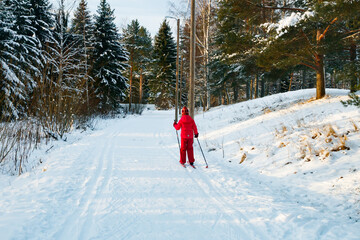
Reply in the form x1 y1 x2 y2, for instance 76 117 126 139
53 130 115 239
2 108 358 239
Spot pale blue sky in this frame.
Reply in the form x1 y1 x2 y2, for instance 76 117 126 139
51 0 177 38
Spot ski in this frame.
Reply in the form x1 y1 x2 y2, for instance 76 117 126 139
189 164 196 169
180 163 186 168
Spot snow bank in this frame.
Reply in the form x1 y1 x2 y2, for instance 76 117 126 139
196 88 360 230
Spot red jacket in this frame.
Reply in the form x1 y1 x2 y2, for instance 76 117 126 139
174 115 198 139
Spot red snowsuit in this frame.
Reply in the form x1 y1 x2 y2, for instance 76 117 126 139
173 115 198 165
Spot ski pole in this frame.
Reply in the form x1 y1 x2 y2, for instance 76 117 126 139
196 138 208 168
176 130 180 151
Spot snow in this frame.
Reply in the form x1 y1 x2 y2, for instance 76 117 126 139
1 89 360 239
263 11 314 37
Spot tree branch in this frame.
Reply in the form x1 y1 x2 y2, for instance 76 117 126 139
244 0 306 12
318 17 338 41
343 29 360 39
300 62 317 71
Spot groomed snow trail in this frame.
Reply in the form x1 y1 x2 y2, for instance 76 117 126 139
0 110 259 240
0 106 358 239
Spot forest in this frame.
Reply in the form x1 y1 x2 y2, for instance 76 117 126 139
0 0 359 174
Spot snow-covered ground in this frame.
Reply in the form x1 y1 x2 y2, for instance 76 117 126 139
0 89 359 239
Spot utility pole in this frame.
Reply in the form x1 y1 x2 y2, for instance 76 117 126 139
166 16 181 121
189 0 196 118
179 55 184 115
175 18 180 122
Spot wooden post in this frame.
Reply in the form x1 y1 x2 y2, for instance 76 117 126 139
175 19 180 122
189 0 196 118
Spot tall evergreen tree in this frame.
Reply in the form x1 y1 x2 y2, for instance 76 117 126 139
27 0 56 117
29 0 55 48
0 0 30 118
0 1 19 118
150 20 177 109
5 0 39 91
137 26 153 104
71 0 94 113
122 19 153 106
92 0 128 111
257 1 344 99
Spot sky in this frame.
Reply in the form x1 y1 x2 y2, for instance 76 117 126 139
50 0 179 38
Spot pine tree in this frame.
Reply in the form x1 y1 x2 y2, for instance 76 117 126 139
122 19 153 106
137 26 153 104
342 93 360 108
150 20 177 109
257 0 345 99
92 0 128 111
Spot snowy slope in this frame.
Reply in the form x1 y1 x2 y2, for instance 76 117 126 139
0 89 359 239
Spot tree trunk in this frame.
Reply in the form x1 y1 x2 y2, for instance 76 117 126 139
350 42 357 92
250 78 253 100
315 29 325 99
129 64 133 109
246 79 250 100
139 71 143 104
301 69 305 89
315 53 325 99
233 85 238 102
288 72 294 92
260 77 265 97
226 89 230 104
254 75 258 99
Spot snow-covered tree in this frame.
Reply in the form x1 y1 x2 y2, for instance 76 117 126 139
39 0 82 138
29 0 55 48
92 0 128 111
27 0 56 117
0 1 26 118
71 0 94 112
5 0 39 91
149 20 177 109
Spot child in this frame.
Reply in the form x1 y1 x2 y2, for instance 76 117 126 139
173 106 199 166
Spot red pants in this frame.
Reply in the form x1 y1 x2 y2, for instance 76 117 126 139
180 138 195 164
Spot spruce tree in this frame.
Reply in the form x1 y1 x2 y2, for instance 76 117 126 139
92 0 128 111
29 0 55 48
27 0 56 118
1 0 42 118
0 1 26 118
71 0 94 113
215 0 267 101
150 20 177 109
8 0 40 88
